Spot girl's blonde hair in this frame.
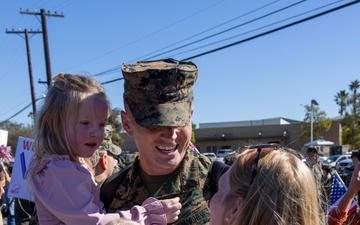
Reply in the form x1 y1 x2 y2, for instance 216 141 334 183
32 73 110 167
222 148 320 225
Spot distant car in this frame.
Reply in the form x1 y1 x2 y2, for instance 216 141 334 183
203 152 224 163
203 152 217 160
319 156 328 163
322 154 351 169
335 158 353 172
214 157 224 163
216 149 235 158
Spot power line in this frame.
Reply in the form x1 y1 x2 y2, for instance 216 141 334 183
3 1 359 122
173 0 346 57
0 97 43 125
182 0 360 61
92 0 358 83
20 9 65 87
131 0 282 62
139 0 306 61
0 78 121 124
61 0 226 72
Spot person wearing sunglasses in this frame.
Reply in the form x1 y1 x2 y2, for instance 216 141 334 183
209 146 321 225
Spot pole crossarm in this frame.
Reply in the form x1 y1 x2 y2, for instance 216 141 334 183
20 10 64 18
19 9 65 88
5 30 42 34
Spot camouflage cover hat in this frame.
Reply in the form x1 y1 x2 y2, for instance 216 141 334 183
99 125 122 156
122 58 198 128
307 147 319 153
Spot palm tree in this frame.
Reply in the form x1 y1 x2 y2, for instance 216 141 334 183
334 90 348 116
342 80 360 149
349 79 359 116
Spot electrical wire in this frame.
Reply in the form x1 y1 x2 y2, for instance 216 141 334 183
2 0 359 123
172 0 346 57
182 0 360 60
130 0 281 62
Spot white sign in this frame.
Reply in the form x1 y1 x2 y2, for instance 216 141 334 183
0 130 8 146
8 136 34 201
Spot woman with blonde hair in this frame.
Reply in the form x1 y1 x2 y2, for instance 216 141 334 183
210 145 321 225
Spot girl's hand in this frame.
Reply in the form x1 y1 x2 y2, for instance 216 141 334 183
348 162 360 194
159 197 182 223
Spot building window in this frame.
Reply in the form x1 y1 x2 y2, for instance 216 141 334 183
212 146 217 152
206 146 217 153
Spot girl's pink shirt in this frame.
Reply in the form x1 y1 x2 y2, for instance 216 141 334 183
29 155 166 225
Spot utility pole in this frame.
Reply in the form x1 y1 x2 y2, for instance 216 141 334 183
5 29 42 121
20 9 64 88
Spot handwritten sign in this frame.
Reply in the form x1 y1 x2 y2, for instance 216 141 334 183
8 136 34 201
0 129 8 146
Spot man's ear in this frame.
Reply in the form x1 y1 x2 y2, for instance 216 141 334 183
226 196 244 223
121 110 134 136
100 155 107 170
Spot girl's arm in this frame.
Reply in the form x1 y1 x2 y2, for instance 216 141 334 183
328 162 360 225
337 162 360 212
30 157 174 225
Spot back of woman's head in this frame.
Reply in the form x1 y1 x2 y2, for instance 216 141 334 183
0 166 5 181
33 73 110 164
224 148 320 225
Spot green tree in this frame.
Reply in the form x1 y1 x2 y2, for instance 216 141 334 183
334 90 348 116
341 115 360 148
299 104 332 141
0 121 34 155
191 123 196 144
340 79 360 149
107 107 123 146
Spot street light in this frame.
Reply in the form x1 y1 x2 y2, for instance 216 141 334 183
310 99 319 142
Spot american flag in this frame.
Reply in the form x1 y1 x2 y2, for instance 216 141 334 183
327 170 358 215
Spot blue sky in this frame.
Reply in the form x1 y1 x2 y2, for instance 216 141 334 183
1 0 359 127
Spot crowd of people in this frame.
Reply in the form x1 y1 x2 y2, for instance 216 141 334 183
0 58 359 224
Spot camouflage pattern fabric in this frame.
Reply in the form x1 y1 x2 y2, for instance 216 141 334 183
310 163 328 224
98 125 121 156
106 147 212 225
122 58 198 128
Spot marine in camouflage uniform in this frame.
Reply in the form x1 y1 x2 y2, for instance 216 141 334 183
91 124 122 188
102 145 213 225
122 59 197 128
100 59 228 225
98 125 122 156
306 147 328 225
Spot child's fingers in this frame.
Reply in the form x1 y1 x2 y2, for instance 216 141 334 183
160 197 181 209
166 209 181 223
167 215 179 224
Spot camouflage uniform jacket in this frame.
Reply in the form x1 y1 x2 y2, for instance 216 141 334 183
101 147 213 225
308 162 328 224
